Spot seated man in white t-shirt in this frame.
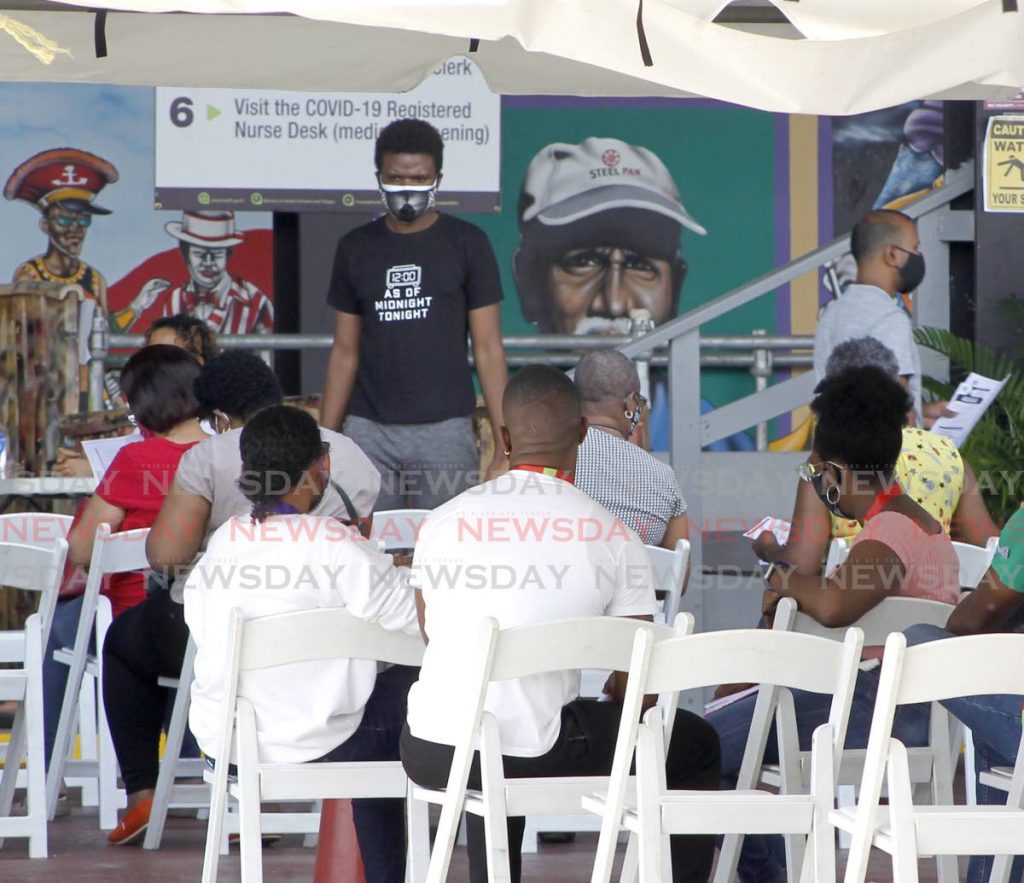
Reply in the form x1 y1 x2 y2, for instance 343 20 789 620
184 405 419 883
401 365 720 883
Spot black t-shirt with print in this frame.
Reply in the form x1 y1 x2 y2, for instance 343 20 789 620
327 214 503 425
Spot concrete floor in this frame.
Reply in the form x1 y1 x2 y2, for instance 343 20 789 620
0 802 961 882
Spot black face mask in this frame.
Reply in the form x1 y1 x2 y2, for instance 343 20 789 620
894 246 926 294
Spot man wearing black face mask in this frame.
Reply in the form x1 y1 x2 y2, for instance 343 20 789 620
813 209 942 427
322 118 509 510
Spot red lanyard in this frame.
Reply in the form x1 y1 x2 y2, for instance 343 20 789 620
864 483 903 522
512 464 575 485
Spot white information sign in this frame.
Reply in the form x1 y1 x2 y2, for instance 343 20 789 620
154 57 500 213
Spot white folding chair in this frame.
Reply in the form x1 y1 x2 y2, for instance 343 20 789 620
587 624 863 883
0 614 47 857
0 532 68 800
952 536 1000 805
953 536 999 590
142 636 211 849
0 512 103 807
717 596 960 883
0 513 73 647
839 631 1024 883
146 635 323 852
201 607 429 883
413 614 685 883
47 523 151 828
645 539 690 625
524 540 692 852
371 508 430 552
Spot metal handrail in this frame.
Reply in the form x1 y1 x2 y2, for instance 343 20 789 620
104 332 814 352
617 162 974 360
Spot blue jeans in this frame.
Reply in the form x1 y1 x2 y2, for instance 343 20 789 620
320 664 420 883
905 623 1024 883
43 595 90 768
707 667 931 883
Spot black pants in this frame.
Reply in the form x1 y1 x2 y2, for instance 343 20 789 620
401 700 721 883
102 589 190 795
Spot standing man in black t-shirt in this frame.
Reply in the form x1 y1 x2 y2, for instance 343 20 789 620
321 118 508 510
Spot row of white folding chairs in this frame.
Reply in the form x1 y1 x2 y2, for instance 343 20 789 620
585 610 1024 883
198 588 1018 882
195 601 886 883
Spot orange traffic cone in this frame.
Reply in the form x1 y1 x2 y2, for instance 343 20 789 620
313 799 365 883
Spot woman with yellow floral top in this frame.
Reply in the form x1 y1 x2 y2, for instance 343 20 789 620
753 337 998 574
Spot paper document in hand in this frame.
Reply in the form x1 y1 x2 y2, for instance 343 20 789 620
82 433 142 479
929 372 1010 448
742 516 792 544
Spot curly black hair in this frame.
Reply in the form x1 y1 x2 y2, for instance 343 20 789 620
238 405 327 520
194 351 283 422
120 344 201 434
145 313 220 365
810 365 910 478
374 118 444 174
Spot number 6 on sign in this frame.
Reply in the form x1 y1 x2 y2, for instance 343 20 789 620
170 97 194 128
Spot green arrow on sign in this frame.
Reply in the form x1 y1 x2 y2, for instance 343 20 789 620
207 105 221 121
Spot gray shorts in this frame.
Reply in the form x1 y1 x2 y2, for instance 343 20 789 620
343 414 480 511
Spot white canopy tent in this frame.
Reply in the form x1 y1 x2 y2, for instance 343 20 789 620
0 0 1021 114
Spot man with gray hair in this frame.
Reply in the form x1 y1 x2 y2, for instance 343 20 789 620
824 336 901 379
573 349 689 549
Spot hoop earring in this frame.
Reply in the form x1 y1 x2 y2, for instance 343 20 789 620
503 448 511 456
826 485 841 506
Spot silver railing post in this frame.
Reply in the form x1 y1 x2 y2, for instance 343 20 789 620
750 329 772 451
629 309 655 402
88 309 110 412
670 328 704 692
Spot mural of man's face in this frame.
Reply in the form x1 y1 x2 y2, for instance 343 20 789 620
186 246 229 290
544 245 675 334
41 205 92 259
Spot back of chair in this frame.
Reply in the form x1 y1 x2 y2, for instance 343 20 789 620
85 524 152 583
214 607 426 770
645 540 690 624
0 512 74 545
780 595 953 645
886 631 1024 708
643 627 864 700
0 539 69 657
237 606 426 673
953 537 999 589
372 508 430 551
487 615 675 682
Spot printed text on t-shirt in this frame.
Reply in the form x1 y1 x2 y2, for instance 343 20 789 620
375 263 433 323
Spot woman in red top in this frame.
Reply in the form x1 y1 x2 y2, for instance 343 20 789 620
68 345 207 608
41 346 205 816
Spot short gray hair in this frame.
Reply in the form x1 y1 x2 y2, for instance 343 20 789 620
574 350 640 402
825 337 899 379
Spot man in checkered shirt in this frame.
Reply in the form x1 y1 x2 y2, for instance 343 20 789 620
573 349 689 549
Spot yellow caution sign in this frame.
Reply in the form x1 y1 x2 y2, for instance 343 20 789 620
985 115 1024 212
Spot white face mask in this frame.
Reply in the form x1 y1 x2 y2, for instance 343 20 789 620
379 181 437 223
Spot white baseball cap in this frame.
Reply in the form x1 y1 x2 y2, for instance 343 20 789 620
520 137 706 236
